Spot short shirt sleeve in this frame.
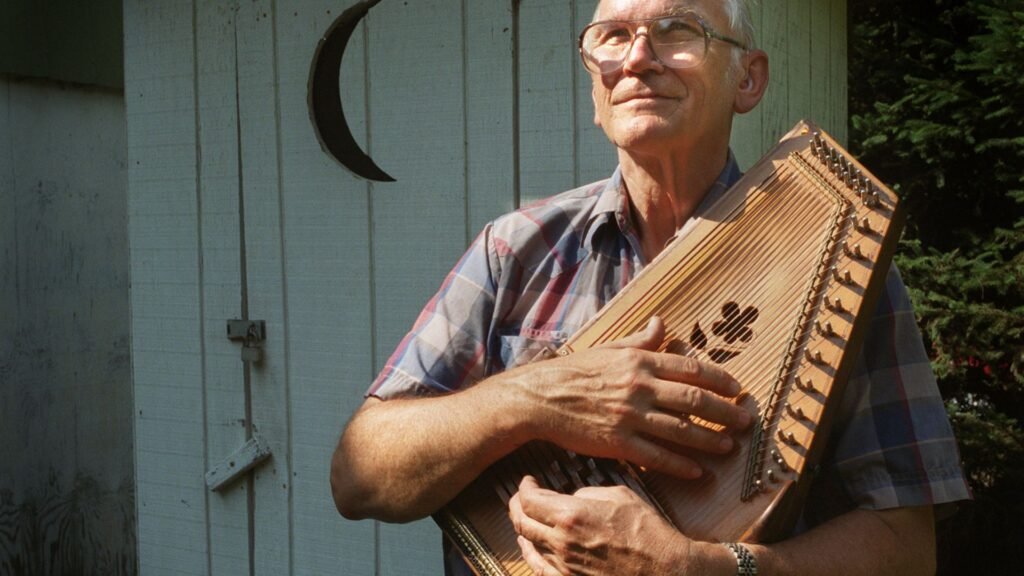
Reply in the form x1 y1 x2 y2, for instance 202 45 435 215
367 225 500 399
802 265 971 525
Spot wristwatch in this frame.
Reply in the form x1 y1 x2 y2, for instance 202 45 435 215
725 542 758 576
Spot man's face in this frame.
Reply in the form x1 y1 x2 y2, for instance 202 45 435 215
588 0 743 156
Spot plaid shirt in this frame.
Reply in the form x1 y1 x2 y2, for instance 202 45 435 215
367 157 970 570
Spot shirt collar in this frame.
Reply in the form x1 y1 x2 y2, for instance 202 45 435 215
582 151 743 251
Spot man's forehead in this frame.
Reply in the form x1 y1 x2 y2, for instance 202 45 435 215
594 0 723 21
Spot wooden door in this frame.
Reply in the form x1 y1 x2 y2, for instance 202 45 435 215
125 1 847 574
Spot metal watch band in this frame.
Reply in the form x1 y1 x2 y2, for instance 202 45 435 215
725 542 758 576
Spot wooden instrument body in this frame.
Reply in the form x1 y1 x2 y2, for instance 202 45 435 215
435 121 904 576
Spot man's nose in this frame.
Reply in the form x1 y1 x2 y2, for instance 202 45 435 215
622 32 665 74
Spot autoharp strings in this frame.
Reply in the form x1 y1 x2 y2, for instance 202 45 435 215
589 154 845 426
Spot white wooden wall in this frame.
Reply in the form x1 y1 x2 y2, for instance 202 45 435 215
124 1 846 574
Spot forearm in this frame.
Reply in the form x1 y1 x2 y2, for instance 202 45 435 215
331 380 528 523
710 506 936 576
332 319 752 524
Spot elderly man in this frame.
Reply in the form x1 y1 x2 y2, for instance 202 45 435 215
331 0 969 574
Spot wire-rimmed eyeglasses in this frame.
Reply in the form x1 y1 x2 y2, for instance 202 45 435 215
578 13 748 75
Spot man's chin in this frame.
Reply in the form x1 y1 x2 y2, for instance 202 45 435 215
610 121 681 153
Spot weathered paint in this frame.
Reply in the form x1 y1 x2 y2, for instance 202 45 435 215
0 75 133 575
124 1 848 574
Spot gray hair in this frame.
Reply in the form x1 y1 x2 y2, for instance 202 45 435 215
723 0 757 51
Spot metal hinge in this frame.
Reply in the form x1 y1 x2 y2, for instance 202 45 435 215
205 432 273 492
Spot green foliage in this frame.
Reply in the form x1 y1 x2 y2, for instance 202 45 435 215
849 0 1024 572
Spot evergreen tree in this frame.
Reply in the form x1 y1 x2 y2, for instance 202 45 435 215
849 0 1023 572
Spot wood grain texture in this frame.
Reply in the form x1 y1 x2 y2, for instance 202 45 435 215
517 0 576 205
368 1 464 571
573 0 619 186
830 0 848 146
275 0 378 573
195 2 252 574
126 1 850 574
439 124 904 572
0 79 15 387
232 1 295 574
759 0 790 155
466 0 517 236
730 2 763 169
124 0 210 573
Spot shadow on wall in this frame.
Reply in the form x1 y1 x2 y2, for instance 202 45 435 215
0 471 136 576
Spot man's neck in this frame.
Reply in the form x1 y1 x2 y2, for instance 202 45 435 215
618 145 729 262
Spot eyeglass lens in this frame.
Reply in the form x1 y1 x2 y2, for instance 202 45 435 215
581 15 707 74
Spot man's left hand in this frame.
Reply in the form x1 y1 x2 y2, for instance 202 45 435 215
508 475 712 576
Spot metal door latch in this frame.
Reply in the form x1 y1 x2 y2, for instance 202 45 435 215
227 319 266 363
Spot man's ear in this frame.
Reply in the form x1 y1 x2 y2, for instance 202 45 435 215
734 49 769 114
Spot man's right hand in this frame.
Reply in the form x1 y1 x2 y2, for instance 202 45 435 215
333 317 753 521
502 316 753 480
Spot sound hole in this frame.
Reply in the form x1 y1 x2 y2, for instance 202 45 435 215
690 302 760 364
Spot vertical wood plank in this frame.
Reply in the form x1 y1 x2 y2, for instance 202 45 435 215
809 0 832 132
367 0 466 573
274 1 377 574
195 1 251 574
730 1 763 169
573 0 618 185
0 79 13 352
124 0 209 573
518 0 576 204
830 0 848 145
466 0 517 236
759 0 789 151
234 0 294 574
786 0 812 132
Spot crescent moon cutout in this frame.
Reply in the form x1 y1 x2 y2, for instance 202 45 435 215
309 0 395 182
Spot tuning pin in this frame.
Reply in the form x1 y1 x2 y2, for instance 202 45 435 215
857 217 874 234
825 296 846 313
815 320 835 337
832 268 853 285
863 188 880 208
776 456 790 472
811 133 824 158
795 375 816 392
766 468 777 483
786 403 806 420
805 349 825 364
778 429 798 446
843 242 865 260
771 449 787 467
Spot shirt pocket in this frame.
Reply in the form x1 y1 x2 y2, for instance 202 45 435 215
497 330 567 371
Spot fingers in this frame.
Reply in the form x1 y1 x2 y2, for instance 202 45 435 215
641 410 738 455
647 352 741 398
512 475 572 528
601 316 664 352
648 378 752 430
612 435 705 479
517 535 561 576
510 476 573 575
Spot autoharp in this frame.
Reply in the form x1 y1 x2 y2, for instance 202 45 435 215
434 120 904 576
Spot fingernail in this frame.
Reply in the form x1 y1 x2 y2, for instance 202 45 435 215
728 380 741 396
719 436 734 452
